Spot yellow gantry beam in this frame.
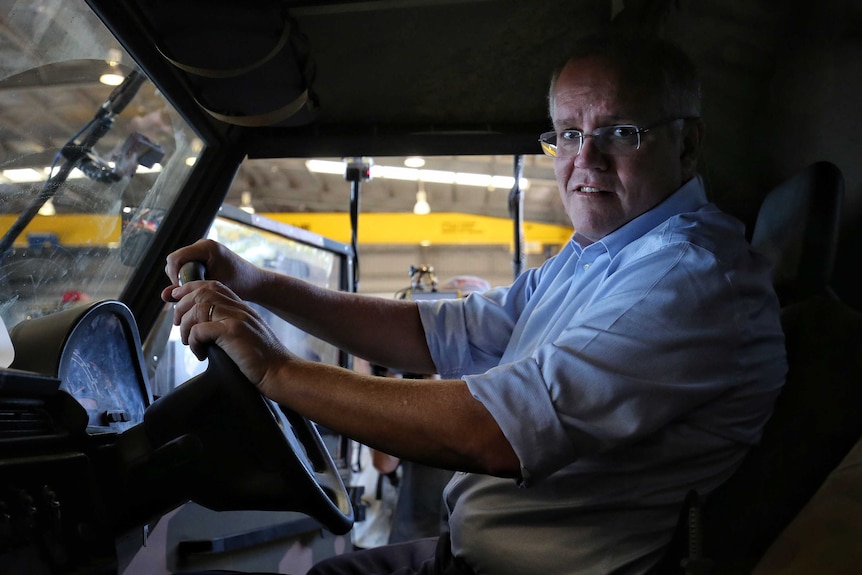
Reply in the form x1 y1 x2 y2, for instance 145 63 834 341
0 214 123 246
265 212 573 252
1 212 573 251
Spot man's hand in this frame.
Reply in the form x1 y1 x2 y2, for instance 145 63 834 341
162 239 266 302
168 278 296 389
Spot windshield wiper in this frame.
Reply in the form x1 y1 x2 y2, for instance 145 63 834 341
0 70 147 264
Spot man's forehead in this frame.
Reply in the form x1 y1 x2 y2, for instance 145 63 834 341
557 55 621 88
552 57 656 122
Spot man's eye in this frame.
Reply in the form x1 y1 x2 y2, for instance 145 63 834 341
611 126 639 138
560 130 583 141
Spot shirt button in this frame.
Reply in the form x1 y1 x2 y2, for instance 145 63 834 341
583 263 591 271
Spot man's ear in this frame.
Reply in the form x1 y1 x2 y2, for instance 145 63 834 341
680 118 705 180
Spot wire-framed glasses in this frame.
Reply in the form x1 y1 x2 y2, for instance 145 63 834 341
538 118 689 158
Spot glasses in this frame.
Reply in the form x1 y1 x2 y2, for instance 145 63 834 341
538 118 689 158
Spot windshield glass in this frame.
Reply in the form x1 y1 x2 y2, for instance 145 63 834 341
0 0 202 329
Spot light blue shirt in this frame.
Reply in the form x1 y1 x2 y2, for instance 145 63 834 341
417 177 787 574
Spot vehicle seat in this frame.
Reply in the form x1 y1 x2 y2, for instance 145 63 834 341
652 161 854 574
750 160 844 306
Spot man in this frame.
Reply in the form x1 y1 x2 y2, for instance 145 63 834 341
163 34 786 574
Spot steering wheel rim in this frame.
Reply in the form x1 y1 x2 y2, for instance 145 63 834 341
145 261 354 534
203 344 354 534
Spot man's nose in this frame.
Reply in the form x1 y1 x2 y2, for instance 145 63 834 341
573 136 607 169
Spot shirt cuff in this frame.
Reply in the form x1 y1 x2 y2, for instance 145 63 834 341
464 357 577 486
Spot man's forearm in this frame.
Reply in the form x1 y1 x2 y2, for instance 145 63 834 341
261 359 520 478
251 270 437 374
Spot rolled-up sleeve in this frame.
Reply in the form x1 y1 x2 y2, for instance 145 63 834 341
418 266 541 379
464 356 575 485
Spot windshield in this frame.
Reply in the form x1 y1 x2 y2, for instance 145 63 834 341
0 0 202 329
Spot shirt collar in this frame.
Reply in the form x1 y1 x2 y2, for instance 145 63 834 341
573 175 708 258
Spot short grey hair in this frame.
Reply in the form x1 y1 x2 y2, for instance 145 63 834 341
548 33 702 121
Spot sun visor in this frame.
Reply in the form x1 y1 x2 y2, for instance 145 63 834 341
133 0 317 127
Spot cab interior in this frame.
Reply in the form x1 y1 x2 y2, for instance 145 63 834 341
1 1 861 574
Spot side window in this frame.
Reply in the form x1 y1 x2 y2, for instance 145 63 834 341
144 207 350 397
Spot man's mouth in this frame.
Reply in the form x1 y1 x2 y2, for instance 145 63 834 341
576 185 605 194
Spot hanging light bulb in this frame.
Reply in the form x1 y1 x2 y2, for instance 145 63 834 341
413 181 430 215
240 190 255 214
100 48 125 86
99 71 125 86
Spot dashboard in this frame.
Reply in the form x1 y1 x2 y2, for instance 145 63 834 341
9 300 153 434
2 297 352 574
1 300 155 572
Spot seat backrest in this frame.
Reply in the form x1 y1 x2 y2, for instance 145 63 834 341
652 162 850 574
750 161 844 306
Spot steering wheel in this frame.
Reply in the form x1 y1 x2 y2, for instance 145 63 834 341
143 262 354 535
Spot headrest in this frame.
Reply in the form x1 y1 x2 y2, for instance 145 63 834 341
751 161 844 306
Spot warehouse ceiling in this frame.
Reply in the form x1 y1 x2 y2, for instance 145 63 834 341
2 0 862 235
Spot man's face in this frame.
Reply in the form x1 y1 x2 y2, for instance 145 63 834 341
551 56 696 245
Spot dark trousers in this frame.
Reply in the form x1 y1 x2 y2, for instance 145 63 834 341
307 533 474 575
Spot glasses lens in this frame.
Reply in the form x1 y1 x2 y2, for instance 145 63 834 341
541 126 645 157
538 132 557 157
596 126 640 155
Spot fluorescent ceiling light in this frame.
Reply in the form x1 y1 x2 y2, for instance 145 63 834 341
2 168 44 183
454 173 492 187
2 163 165 184
305 159 345 175
375 165 420 181
305 159 529 190
416 169 456 184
